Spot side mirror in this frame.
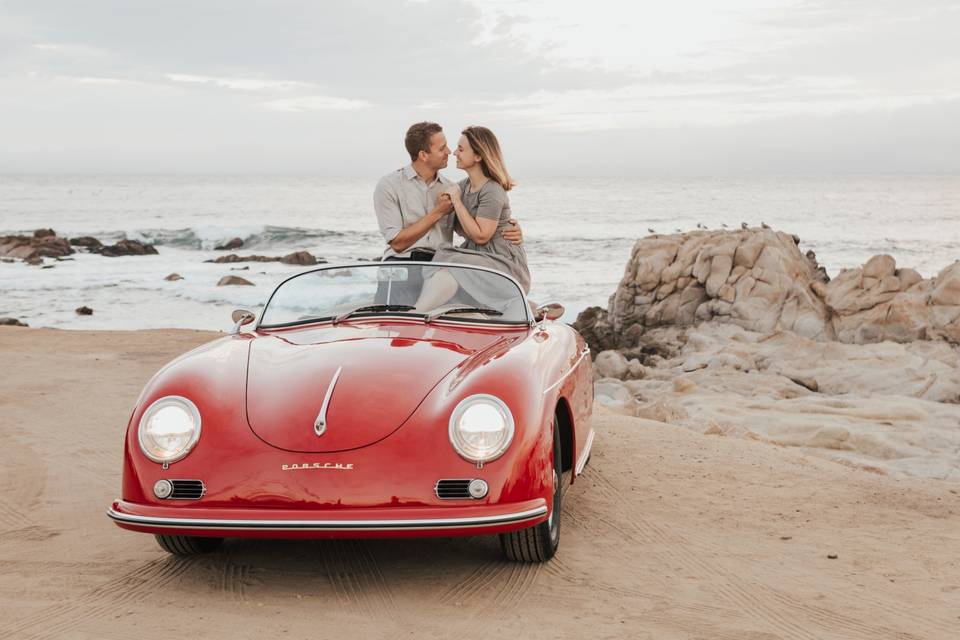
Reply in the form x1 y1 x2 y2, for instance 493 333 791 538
230 309 256 334
535 302 565 322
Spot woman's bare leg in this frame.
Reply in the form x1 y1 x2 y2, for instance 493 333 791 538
414 269 459 312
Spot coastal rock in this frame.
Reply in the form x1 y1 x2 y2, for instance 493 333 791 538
280 250 322 266
70 236 103 250
0 233 75 262
217 275 254 286
607 228 833 345
164 273 183 281
75 306 93 315
206 254 279 264
98 239 158 257
215 237 244 250
595 350 629 379
0 317 28 327
33 228 56 238
606 322 960 479
594 227 960 346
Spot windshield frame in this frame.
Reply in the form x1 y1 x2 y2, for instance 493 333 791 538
255 261 534 330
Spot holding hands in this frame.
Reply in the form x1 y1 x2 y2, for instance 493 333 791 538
444 183 462 201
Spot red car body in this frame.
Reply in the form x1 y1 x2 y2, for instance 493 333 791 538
109 268 594 559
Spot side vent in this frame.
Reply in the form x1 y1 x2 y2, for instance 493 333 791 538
169 480 205 500
434 479 473 500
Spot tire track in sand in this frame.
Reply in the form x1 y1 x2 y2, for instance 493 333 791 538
588 466 942 640
320 540 396 616
0 555 194 640
436 559 540 613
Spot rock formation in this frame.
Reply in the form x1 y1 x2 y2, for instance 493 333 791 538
217 275 255 286
206 251 324 265
576 228 960 350
215 237 244 250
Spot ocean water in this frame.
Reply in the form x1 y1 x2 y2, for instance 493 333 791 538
1 174 958 330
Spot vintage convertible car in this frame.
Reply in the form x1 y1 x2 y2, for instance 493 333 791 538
108 262 593 562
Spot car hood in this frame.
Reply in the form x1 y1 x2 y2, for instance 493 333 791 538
245 325 506 452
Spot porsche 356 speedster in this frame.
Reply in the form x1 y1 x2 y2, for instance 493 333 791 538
108 262 594 562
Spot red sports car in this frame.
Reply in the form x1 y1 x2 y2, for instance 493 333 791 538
108 262 594 562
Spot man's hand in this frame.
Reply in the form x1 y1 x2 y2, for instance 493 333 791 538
501 217 523 246
434 193 454 216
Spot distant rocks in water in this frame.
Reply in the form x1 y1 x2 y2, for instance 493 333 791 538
0 232 75 262
75 306 93 316
69 236 103 250
280 250 322 265
574 227 960 350
0 317 29 327
97 239 159 257
206 251 324 266
217 275 254 286
215 237 244 251
164 273 183 281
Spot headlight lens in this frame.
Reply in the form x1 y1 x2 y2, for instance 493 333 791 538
448 394 514 463
138 396 202 463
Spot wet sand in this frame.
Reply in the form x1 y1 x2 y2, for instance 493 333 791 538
1 327 958 639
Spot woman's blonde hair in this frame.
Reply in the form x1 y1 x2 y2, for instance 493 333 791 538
462 126 515 191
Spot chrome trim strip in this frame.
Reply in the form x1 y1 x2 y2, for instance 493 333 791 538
107 505 548 531
543 348 591 395
575 429 595 476
314 366 342 437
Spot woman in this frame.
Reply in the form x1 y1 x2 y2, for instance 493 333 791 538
414 126 530 312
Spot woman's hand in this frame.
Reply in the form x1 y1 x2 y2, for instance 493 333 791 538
444 184 462 201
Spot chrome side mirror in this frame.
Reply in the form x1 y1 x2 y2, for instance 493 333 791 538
535 302 565 324
230 309 256 334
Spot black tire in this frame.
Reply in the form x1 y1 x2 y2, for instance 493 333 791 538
155 534 223 555
499 417 561 562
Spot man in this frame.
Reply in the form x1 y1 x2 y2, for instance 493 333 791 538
373 121 522 263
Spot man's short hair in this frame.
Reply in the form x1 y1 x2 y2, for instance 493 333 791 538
405 122 443 161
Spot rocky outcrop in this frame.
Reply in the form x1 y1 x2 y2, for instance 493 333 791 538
75 306 93 315
575 228 960 350
97 239 159 257
69 236 103 250
164 273 183 281
206 251 324 265
217 275 254 286
0 233 75 262
0 317 28 327
215 237 244 250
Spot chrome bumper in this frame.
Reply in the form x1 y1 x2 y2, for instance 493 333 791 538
107 504 548 532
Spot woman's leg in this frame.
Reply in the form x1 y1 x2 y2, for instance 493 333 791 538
414 269 459 312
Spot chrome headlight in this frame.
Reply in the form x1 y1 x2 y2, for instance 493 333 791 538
137 396 202 463
448 394 514 463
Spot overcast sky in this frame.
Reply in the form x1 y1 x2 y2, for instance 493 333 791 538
1 0 958 175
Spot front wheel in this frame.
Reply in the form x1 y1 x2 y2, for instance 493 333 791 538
155 534 223 555
499 418 561 562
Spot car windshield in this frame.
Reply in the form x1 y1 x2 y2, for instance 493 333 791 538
259 262 530 328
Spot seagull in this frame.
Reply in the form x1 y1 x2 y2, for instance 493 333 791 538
647 227 655 234
741 222 748 229
721 223 728 229
761 221 771 229
696 223 706 229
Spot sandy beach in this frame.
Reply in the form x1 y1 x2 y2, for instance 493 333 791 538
1 326 958 639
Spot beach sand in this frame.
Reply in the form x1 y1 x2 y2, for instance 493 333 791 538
1 327 958 639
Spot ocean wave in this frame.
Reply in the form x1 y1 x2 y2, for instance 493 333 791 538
111 225 368 251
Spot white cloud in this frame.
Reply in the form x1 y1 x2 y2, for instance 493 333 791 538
259 95 373 112
164 73 311 91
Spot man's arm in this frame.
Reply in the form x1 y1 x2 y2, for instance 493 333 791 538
388 200 451 254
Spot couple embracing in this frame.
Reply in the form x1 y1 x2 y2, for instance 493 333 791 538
373 122 529 312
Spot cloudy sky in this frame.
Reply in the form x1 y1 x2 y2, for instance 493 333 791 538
1 0 958 175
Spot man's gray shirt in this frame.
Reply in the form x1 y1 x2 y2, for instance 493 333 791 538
374 164 454 259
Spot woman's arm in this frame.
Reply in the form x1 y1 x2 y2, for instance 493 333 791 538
446 184 499 245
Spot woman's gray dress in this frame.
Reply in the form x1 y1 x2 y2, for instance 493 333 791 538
432 178 531 305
